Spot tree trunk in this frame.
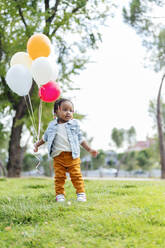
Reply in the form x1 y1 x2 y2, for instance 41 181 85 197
157 74 165 179
7 116 24 177
115 152 128 177
7 96 29 177
7 82 35 177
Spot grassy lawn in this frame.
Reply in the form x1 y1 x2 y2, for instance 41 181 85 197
0 177 165 248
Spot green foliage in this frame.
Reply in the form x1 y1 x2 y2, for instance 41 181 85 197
92 149 106 169
126 126 136 145
111 126 159 172
40 155 52 177
111 128 125 148
121 151 138 171
23 153 53 176
0 178 165 247
120 144 159 172
0 121 10 163
136 149 153 169
0 0 113 149
22 154 35 171
149 98 165 129
111 126 136 149
123 0 142 25
123 0 165 71
80 130 93 159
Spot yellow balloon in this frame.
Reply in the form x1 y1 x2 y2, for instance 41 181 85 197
27 33 51 60
10 52 32 69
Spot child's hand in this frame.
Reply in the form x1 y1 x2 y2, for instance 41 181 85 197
33 143 38 153
89 149 98 158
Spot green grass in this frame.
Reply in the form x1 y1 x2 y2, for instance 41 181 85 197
0 177 165 248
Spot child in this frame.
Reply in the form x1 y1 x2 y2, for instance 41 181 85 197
34 98 98 202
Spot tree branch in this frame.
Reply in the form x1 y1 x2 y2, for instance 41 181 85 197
50 1 88 36
50 26 58 37
48 0 60 23
44 0 61 35
14 0 29 35
72 0 88 13
44 0 49 10
18 7 28 29
44 0 60 35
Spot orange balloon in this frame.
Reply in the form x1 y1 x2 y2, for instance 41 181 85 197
27 33 51 60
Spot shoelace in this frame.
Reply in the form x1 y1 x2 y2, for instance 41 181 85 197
77 193 85 196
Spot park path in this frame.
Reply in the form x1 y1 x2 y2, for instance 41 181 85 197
83 177 162 181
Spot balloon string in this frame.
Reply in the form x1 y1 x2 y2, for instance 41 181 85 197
34 154 42 173
35 100 43 173
37 99 42 142
27 94 38 140
24 96 38 141
24 95 42 173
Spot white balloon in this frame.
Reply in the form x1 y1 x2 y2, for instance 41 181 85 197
50 64 59 81
48 51 59 81
6 64 32 96
10 52 32 69
32 57 53 86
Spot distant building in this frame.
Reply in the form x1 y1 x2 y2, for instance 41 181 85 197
127 138 155 152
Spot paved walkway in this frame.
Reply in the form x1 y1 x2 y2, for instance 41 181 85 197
83 177 162 181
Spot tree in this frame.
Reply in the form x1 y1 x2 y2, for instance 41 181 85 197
123 0 165 178
116 126 136 172
126 126 136 146
111 128 125 149
111 128 125 176
136 149 153 171
121 150 138 172
0 0 115 177
111 126 136 150
111 126 136 176
149 98 165 139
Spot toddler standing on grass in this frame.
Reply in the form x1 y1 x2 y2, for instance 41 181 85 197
34 98 98 202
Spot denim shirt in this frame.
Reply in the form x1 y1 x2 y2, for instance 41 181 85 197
43 118 84 159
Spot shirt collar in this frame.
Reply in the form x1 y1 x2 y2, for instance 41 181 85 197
53 118 74 125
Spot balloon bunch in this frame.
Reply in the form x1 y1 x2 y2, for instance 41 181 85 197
5 34 61 171
6 33 61 102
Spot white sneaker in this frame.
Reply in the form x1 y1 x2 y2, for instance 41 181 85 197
56 194 65 202
77 193 86 202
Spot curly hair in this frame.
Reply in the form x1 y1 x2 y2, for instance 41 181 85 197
54 98 74 114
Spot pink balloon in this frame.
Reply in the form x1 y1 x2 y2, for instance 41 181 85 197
39 81 61 102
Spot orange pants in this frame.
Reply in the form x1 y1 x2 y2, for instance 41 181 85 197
53 152 85 196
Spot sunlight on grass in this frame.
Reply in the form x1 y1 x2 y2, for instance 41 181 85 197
0 178 165 248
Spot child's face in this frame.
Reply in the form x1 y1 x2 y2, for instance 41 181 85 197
56 101 74 123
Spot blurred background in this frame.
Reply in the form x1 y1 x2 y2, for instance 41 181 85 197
0 0 165 179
